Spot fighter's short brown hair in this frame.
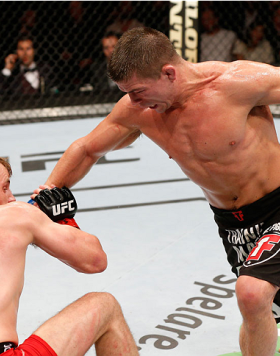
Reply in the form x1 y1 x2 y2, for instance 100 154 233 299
0 157 12 177
108 27 180 82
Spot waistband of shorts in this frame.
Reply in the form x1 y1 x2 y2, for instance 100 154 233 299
0 342 17 354
210 186 280 223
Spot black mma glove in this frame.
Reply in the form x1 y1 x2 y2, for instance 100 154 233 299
34 186 80 228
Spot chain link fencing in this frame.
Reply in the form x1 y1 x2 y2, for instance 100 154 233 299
0 1 170 123
199 2 278 64
199 1 280 118
0 1 280 123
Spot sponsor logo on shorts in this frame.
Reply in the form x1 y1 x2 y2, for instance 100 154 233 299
4 343 13 351
244 233 280 267
225 223 264 266
232 210 244 221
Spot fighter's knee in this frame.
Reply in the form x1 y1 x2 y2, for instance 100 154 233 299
83 292 120 312
236 276 274 315
100 292 122 314
236 276 258 303
84 292 124 329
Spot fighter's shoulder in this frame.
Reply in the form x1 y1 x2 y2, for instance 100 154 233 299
210 61 273 103
111 94 148 118
0 202 37 246
197 61 254 89
104 94 148 132
198 60 249 76
0 201 29 214
0 202 39 227
219 60 274 80
115 93 137 108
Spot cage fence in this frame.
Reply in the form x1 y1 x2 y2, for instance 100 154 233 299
0 1 280 124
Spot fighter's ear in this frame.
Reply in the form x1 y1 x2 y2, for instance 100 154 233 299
161 65 176 81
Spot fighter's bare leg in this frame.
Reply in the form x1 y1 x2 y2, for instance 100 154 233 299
236 276 279 356
33 292 139 356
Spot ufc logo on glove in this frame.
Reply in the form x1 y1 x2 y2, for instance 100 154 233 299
52 200 76 216
34 187 80 228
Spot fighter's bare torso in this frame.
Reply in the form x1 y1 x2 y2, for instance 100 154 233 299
0 204 29 345
138 101 280 210
113 61 280 210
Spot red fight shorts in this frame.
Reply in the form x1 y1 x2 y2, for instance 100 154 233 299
4 335 57 356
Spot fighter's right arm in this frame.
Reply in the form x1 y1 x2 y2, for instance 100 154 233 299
44 96 141 188
5 202 107 274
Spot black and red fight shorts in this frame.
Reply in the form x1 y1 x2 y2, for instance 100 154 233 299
0 335 57 355
210 186 280 322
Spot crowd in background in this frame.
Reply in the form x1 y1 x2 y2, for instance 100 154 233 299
0 1 280 107
0 1 169 104
200 2 280 65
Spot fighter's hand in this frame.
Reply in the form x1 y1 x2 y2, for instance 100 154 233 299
30 184 55 201
34 186 80 228
4 54 18 71
29 184 55 207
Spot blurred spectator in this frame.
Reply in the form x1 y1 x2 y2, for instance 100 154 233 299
96 31 123 100
52 1 142 95
210 0 272 41
18 8 49 52
233 21 275 64
0 35 56 97
79 32 123 101
273 6 280 36
242 2 258 35
199 0 215 11
149 1 170 35
269 6 280 65
269 0 280 11
106 1 144 35
20 9 37 37
53 1 97 92
100 31 120 90
0 1 171 106
200 7 237 62
12 5 56 67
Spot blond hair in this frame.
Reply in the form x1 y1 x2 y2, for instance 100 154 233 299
0 157 12 177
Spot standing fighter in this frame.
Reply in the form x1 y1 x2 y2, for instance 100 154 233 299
0 157 138 355
33 27 280 356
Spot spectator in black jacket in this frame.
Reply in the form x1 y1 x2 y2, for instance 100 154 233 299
0 35 55 97
79 31 123 102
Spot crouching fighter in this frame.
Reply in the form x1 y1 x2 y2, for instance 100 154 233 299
0 157 139 356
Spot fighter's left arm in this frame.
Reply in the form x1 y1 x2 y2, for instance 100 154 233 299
226 61 280 107
29 186 107 273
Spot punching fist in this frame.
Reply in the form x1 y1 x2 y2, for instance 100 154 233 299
34 186 79 228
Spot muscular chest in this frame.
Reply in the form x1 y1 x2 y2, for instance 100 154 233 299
140 102 248 164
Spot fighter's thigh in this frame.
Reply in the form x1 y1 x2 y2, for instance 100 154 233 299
33 292 118 356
